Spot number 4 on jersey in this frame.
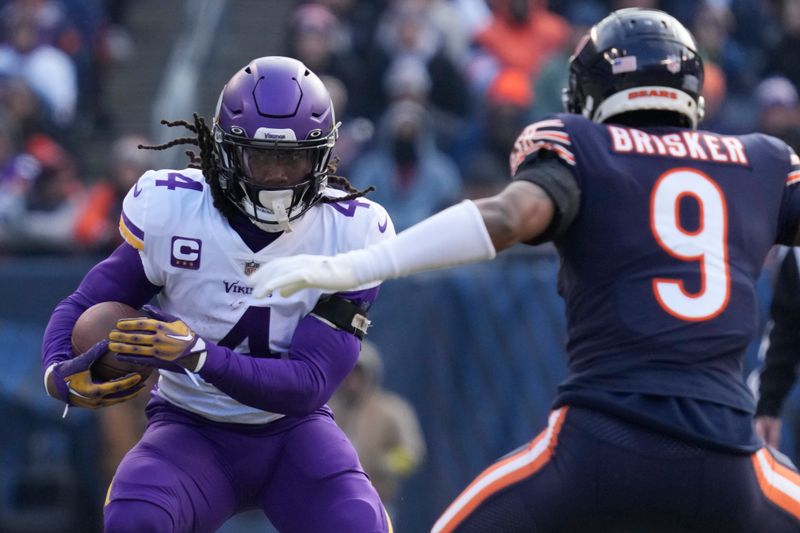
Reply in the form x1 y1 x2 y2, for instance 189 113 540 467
650 168 730 321
218 306 273 357
155 172 203 192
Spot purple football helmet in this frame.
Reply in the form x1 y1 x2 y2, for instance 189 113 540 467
213 56 338 231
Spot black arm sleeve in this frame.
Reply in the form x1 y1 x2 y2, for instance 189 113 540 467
513 150 581 245
756 250 800 416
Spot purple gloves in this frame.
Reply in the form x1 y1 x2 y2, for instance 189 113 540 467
109 305 209 372
48 340 145 408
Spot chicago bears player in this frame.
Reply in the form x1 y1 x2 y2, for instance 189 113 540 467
41 56 394 532
249 9 800 532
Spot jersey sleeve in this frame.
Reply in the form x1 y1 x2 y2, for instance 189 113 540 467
777 146 800 245
510 118 581 244
509 117 576 175
363 201 396 247
118 170 158 252
118 169 184 286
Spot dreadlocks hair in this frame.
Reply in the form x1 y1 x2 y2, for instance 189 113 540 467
320 156 375 203
138 113 374 220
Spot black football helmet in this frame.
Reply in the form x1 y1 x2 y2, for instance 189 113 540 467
563 8 705 128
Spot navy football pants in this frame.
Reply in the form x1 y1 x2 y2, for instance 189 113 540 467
433 406 800 532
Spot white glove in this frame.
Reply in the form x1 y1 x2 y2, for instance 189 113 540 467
248 253 361 298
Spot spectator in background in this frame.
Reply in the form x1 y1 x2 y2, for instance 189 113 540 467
413 0 471 67
372 2 470 122
382 55 432 110
753 247 800 462
765 0 800 91
21 133 81 227
286 3 369 120
318 74 374 176
0 0 77 49
103 0 136 62
0 110 39 230
0 127 83 253
691 2 756 104
350 100 462 231
459 68 533 198
72 134 155 251
531 0 605 118
329 340 426 524
754 76 800 140
0 77 62 146
697 61 728 131
314 0 386 62
382 55 462 154
472 0 569 85
0 10 77 127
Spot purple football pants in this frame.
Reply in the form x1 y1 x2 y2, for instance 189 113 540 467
104 400 389 533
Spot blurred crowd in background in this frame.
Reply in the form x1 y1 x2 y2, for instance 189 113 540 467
1 1 798 530
1 0 800 253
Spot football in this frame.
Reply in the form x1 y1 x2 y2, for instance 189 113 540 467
71 301 153 382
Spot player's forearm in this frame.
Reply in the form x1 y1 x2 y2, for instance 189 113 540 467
42 296 88 368
42 243 159 369
474 181 556 251
198 315 359 416
756 365 796 416
349 200 497 284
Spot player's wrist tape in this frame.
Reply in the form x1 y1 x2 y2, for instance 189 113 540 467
44 363 58 399
311 296 370 339
190 338 207 372
345 200 496 284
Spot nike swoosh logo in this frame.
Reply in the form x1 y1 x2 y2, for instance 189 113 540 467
133 182 143 197
166 333 194 342
378 216 388 233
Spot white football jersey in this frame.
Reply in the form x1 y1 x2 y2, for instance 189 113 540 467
119 167 395 424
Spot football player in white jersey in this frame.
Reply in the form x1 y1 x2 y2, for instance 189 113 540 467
42 56 394 532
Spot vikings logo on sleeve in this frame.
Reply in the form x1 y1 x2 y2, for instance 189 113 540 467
510 119 576 175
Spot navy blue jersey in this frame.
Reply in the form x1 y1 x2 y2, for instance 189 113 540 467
512 113 800 452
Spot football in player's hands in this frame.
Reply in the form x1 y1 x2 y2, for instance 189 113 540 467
71 301 154 382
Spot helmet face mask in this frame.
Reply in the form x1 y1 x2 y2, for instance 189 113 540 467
212 56 338 231
563 8 705 129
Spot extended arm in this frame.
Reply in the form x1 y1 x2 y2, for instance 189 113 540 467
248 180 557 298
247 151 580 297
475 181 556 251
